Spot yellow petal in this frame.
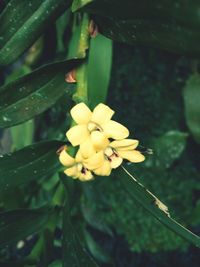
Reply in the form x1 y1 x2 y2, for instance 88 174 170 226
91 103 114 125
75 150 83 162
102 120 129 140
59 149 75 167
110 139 139 150
110 156 123 169
91 131 109 150
79 138 96 158
70 102 92 124
66 125 89 146
104 147 114 157
93 160 112 176
84 151 105 170
64 166 78 178
118 150 145 163
78 170 93 181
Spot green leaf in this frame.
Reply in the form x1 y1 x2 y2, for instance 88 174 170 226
67 21 82 59
5 65 31 84
0 206 53 248
73 0 200 54
10 119 34 150
73 0 200 29
56 11 70 53
120 166 200 248
146 130 188 169
61 176 99 267
93 16 200 55
88 34 112 108
72 0 92 12
183 74 200 144
0 140 64 191
0 0 72 65
0 58 82 128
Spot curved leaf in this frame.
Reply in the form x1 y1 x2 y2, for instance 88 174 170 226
0 58 82 128
0 206 53 248
0 140 64 191
120 166 200 248
183 74 200 144
73 0 200 54
0 0 72 65
73 0 200 29
94 16 200 55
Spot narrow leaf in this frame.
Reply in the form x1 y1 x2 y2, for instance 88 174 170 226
120 166 200 248
94 16 200 55
0 206 53 248
0 0 72 65
73 0 200 30
183 74 200 144
0 140 64 191
0 58 82 128
73 0 200 54
88 34 112 108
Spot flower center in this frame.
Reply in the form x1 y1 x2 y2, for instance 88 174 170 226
87 122 102 132
104 147 119 162
77 163 88 175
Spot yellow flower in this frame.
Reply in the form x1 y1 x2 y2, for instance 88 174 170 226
66 103 129 150
59 147 103 181
92 139 145 176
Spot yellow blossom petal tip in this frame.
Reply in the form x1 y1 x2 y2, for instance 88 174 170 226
91 103 114 125
70 102 92 124
59 149 75 167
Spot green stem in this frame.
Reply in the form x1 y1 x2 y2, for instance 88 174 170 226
73 13 90 104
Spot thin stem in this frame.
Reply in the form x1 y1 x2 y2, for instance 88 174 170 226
73 13 90 104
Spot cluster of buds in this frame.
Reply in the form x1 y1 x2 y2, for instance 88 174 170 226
59 103 145 181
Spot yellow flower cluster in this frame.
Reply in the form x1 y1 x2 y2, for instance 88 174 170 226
59 103 145 181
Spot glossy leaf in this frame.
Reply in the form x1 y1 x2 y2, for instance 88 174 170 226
0 58 82 128
0 140 64 191
183 74 200 144
73 0 200 54
120 166 200 248
0 206 53 248
0 0 72 65
61 176 99 267
88 34 112 108
146 131 188 169
5 65 31 84
73 0 200 29
93 16 200 55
